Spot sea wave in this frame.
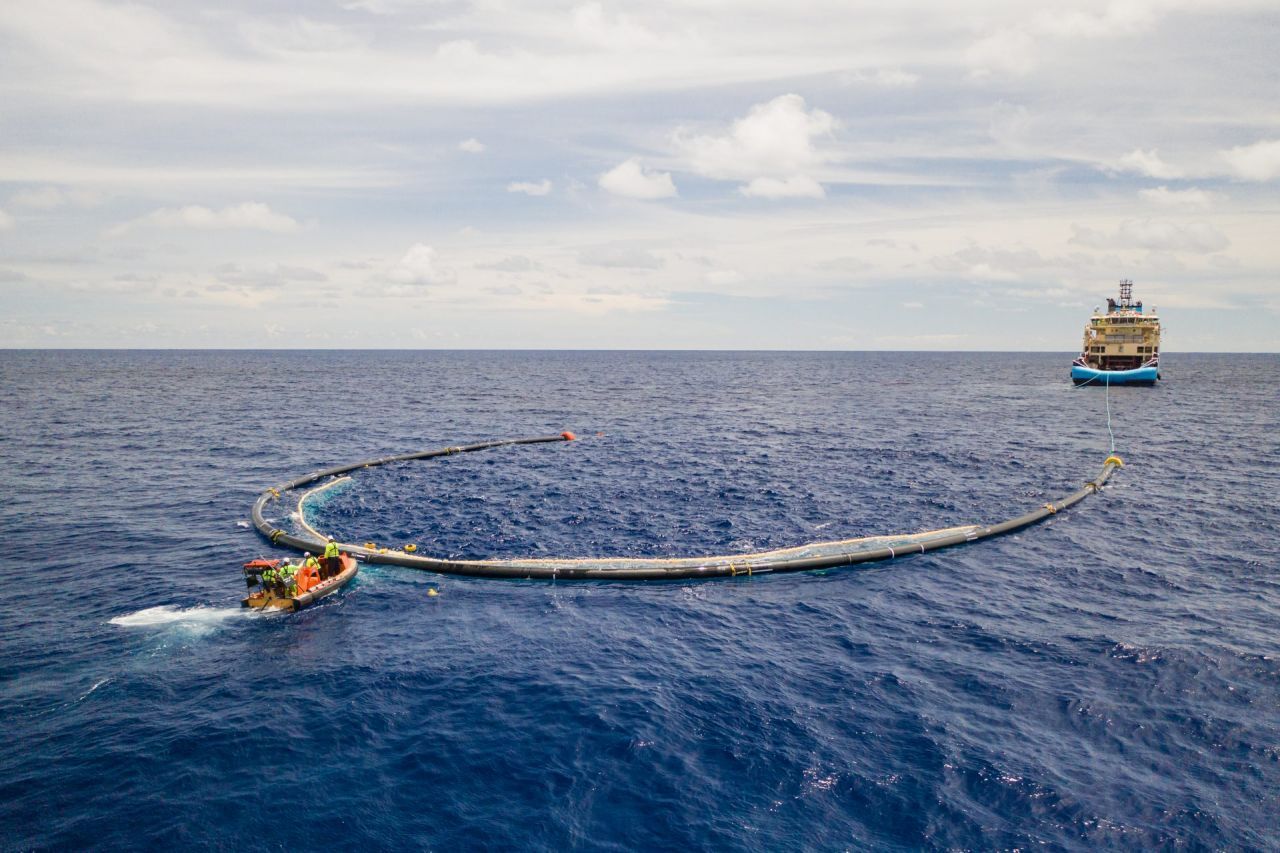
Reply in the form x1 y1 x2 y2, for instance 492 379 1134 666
3 350 1277 851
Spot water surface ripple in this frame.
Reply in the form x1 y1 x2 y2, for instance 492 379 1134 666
1 351 1277 850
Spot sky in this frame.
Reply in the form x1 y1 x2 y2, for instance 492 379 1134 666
1 0 1278 350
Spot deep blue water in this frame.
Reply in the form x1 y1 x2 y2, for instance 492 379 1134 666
2 350 1278 851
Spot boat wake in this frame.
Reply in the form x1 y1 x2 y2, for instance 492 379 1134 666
109 605 269 629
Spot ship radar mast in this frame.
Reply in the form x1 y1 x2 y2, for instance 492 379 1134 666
1118 279 1133 307
1107 279 1142 314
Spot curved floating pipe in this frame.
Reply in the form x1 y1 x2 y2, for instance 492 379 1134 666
251 434 1122 581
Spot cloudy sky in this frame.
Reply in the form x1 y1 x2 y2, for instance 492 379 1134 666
1 0 1277 350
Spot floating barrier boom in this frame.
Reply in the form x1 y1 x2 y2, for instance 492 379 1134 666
250 435 1123 581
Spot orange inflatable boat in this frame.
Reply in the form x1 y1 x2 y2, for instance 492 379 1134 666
241 554 358 612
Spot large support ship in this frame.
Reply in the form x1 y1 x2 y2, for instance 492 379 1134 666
1071 280 1161 386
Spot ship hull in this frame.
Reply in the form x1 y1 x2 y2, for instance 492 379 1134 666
1071 364 1159 386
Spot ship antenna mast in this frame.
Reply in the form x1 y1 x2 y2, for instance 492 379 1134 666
1118 279 1133 307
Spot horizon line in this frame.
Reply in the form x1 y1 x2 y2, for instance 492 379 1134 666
3 347 1277 355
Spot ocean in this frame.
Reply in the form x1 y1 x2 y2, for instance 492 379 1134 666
1 350 1277 850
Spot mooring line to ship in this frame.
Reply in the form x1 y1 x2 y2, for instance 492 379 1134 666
1104 376 1115 454
250 432 1123 582
1071 370 1117 454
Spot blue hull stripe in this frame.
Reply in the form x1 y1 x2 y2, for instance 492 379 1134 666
1071 364 1159 385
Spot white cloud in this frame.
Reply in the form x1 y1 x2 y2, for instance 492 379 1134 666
108 202 300 236
67 274 157 295
989 101 1032 149
578 245 664 269
1138 186 1221 210
0 209 13 230
1115 149 1183 179
507 179 552 196
966 29 1037 76
559 291 671 315
841 68 919 87
815 256 873 274
9 186 102 209
0 153 397 192
572 2 679 51
1034 5 1158 38
932 251 1029 282
968 5 1161 77
1220 139 1280 182
339 0 395 12
240 17 369 54
739 175 825 199
704 269 743 286
874 333 970 348
3 3 1279 349
476 255 538 272
388 243 451 286
598 159 677 200
1070 220 1229 253
0 0 1239 118
676 94 835 184
874 69 919 87
213 262 328 288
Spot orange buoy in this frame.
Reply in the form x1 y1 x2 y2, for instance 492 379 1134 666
561 431 576 441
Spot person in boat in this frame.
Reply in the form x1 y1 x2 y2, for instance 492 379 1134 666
261 566 284 596
296 553 321 593
278 561 298 596
323 536 341 580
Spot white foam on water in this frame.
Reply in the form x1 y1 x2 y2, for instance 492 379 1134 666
109 604 256 629
75 677 111 702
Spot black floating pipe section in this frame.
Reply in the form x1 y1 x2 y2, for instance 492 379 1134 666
250 434 1123 582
